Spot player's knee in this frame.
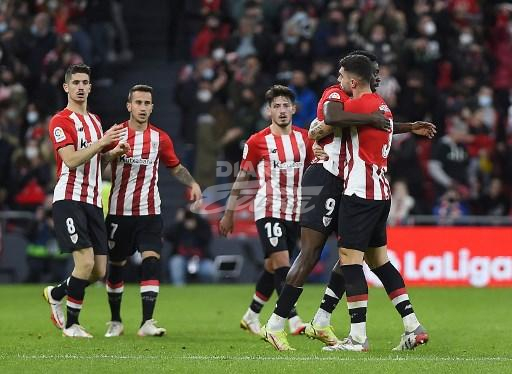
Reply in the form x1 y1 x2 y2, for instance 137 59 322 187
76 257 95 276
141 256 160 281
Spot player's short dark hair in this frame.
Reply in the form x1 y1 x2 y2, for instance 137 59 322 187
339 54 373 84
348 49 377 62
127 84 153 102
64 63 91 83
265 85 295 105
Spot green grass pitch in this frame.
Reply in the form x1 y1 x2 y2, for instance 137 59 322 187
0 284 510 373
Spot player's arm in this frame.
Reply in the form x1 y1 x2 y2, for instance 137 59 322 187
393 121 437 139
170 164 202 203
308 118 333 141
219 169 251 236
323 101 391 131
58 124 125 169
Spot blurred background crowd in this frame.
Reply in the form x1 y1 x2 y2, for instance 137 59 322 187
0 0 511 283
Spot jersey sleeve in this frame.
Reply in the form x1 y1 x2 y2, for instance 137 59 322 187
317 86 349 121
159 131 181 168
240 135 260 172
48 116 75 151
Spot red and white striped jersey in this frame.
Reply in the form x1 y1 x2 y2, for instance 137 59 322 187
314 85 350 177
49 108 104 207
240 126 314 222
108 122 180 216
343 93 393 200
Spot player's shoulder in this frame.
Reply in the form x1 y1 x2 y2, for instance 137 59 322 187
247 127 271 143
149 123 172 140
88 112 101 123
292 125 309 137
321 84 349 101
49 109 74 129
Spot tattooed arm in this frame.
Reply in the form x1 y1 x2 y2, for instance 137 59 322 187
170 164 202 203
308 118 333 141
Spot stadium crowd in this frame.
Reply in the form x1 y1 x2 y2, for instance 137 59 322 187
173 0 512 219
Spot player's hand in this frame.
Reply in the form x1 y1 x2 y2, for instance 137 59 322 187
411 121 437 139
101 124 125 147
189 182 202 212
111 141 131 158
313 142 328 160
369 111 391 132
219 213 234 237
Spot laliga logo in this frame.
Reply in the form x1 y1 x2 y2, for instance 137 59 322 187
365 248 512 288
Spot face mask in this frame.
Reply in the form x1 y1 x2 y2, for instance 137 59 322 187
197 89 212 103
424 21 436 36
201 68 214 81
212 48 225 61
478 95 492 107
26 111 39 124
0 22 7 33
459 32 473 45
30 24 39 36
25 146 39 159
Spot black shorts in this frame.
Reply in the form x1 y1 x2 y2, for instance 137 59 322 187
300 163 343 235
338 194 391 251
53 200 108 254
255 218 299 258
105 214 163 262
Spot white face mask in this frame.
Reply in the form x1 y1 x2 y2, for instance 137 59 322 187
212 48 225 61
424 21 436 36
459 32 473 45
0 22 7 33
25 146 39 159
201 68 215 81
26 111 39 124
478 95 492 107
197 89 212 103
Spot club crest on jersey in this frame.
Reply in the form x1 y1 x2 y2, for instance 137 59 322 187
53 127 66 143
70 233 78 244
108 240 115 249
322 216 332 227
269 237 279 247
328 92 341 100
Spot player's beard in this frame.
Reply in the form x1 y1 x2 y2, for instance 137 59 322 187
275 115 291 127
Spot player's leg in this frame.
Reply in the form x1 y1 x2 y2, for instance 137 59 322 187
323 195 382 352
277 226 325 335
240 258 274 335
136 213 166 336
104 214 131 336
311 261 345 328
62 247 95 337
104 259 126 337
365 246 429 350
44 201 93 336
137 250 166 336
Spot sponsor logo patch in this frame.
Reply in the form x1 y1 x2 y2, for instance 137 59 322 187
328 92 341 100
53 127 66 143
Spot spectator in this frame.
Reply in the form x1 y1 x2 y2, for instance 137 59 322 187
433 188 469 224
428 120 471 199
165 208 216 286
388 180 416 226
